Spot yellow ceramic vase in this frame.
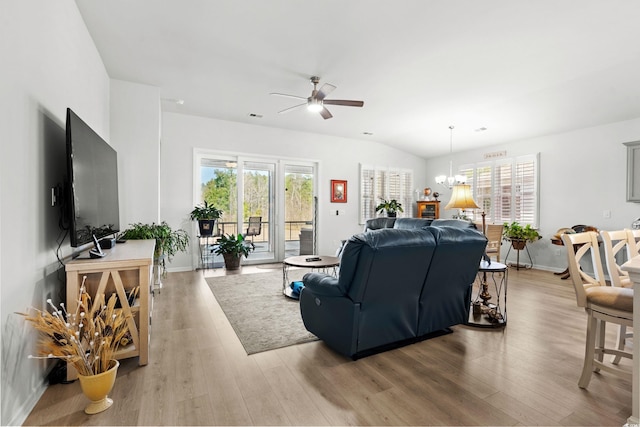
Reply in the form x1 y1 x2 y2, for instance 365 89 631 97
77 360 119 414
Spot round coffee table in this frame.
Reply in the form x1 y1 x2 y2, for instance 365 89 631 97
282 255 340 299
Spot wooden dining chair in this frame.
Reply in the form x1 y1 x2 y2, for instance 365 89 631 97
562 231 633 388
484 224 503 263
600 230 635 364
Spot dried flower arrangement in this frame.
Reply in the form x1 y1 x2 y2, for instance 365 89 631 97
18 277 133 376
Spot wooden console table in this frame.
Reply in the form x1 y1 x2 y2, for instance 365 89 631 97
65 239 154 380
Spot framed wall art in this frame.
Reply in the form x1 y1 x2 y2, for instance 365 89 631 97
331 179 347 203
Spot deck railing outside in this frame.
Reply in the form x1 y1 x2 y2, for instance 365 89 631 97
215 220 312 242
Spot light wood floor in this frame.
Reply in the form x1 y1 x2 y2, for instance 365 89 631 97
24 266 632 426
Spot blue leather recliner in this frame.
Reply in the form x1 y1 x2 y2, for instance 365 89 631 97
300 225 487 359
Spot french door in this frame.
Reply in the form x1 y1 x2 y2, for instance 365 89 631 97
194 151 316 266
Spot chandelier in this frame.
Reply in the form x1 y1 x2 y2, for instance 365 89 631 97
435 126 466 189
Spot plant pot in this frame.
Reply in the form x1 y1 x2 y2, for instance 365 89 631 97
154 253 165 291
198 219 217 236
387 212 397 218
222 253 242 270
77 359 119 415
510 239 527 250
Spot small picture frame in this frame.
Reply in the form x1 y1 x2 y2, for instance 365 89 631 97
331 180 347 203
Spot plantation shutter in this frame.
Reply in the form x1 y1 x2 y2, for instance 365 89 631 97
456 154 538 227
493 160 512 224
360 165 414 224
513 155 538 227
458 165 478 221
476 163 493 221
360 165 376 223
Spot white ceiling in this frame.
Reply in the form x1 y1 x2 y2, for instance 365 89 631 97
75 0 640 158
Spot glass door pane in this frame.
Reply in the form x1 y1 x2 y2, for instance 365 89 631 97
284 164 315 257
242 161 275 261
199 158 238 235
197 158 238 268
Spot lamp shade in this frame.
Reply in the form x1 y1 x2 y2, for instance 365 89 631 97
444 184 480 210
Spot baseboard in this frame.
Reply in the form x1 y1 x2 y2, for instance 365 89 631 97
165 266 194 273
7 378 48 426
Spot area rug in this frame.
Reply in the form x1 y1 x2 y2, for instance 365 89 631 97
255 262 283 269
205 270 318 355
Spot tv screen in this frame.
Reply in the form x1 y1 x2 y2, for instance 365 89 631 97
66 108 120 247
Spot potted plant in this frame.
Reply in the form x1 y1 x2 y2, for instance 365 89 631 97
375 199 404 217
18 277 131 414
502 221 541 250
213 233 255 270
190 201 223 237
119 222 189 284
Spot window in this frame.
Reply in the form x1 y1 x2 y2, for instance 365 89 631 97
460 154 539 227
360 165 414 223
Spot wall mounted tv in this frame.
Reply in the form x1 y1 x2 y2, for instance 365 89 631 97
66 108 120 247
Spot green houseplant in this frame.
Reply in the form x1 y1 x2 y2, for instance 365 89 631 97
502 221 541 249
375 199 404 217
119 222 189 276
213 233 255 270
190 201 223 237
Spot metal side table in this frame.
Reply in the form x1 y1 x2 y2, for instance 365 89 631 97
468 260 508 328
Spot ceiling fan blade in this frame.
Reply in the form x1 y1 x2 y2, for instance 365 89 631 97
319 107 333 120
270 92 307 100
323 99 364 107
316 83 336 100
278 103 306 114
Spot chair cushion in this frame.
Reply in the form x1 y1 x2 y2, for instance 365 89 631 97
585 286 633 313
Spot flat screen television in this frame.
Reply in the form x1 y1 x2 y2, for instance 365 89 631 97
66 108 120 247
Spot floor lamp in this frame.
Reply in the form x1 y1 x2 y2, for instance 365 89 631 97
444 184 493 307
444 184 480 219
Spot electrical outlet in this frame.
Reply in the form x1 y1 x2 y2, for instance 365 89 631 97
603 210 611 219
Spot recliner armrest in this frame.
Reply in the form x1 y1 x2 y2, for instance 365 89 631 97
302 272 344 297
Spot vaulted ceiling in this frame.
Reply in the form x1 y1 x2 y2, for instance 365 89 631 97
75 0 640 158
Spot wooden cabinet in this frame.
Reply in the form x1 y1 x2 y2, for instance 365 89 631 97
416 201 440 219
65 239 154 380
625 140 640 202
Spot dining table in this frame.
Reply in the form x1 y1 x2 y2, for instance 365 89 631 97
621 256 640 425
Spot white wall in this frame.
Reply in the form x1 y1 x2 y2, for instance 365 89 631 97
425 118 640 271
110 79 161 226
161 112 429 271
0 1 110 425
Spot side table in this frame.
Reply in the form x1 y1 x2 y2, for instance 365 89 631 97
282 255 340 299
551 238 570 279
198 235 219 269
468 260 508 327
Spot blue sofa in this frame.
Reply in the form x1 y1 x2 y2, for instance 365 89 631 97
300 224 487 359
364 217 477 231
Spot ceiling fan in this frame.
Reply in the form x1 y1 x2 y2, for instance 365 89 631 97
270 76 364 120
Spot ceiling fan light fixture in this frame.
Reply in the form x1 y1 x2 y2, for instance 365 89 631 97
307 98 323 112
271 77 362 119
